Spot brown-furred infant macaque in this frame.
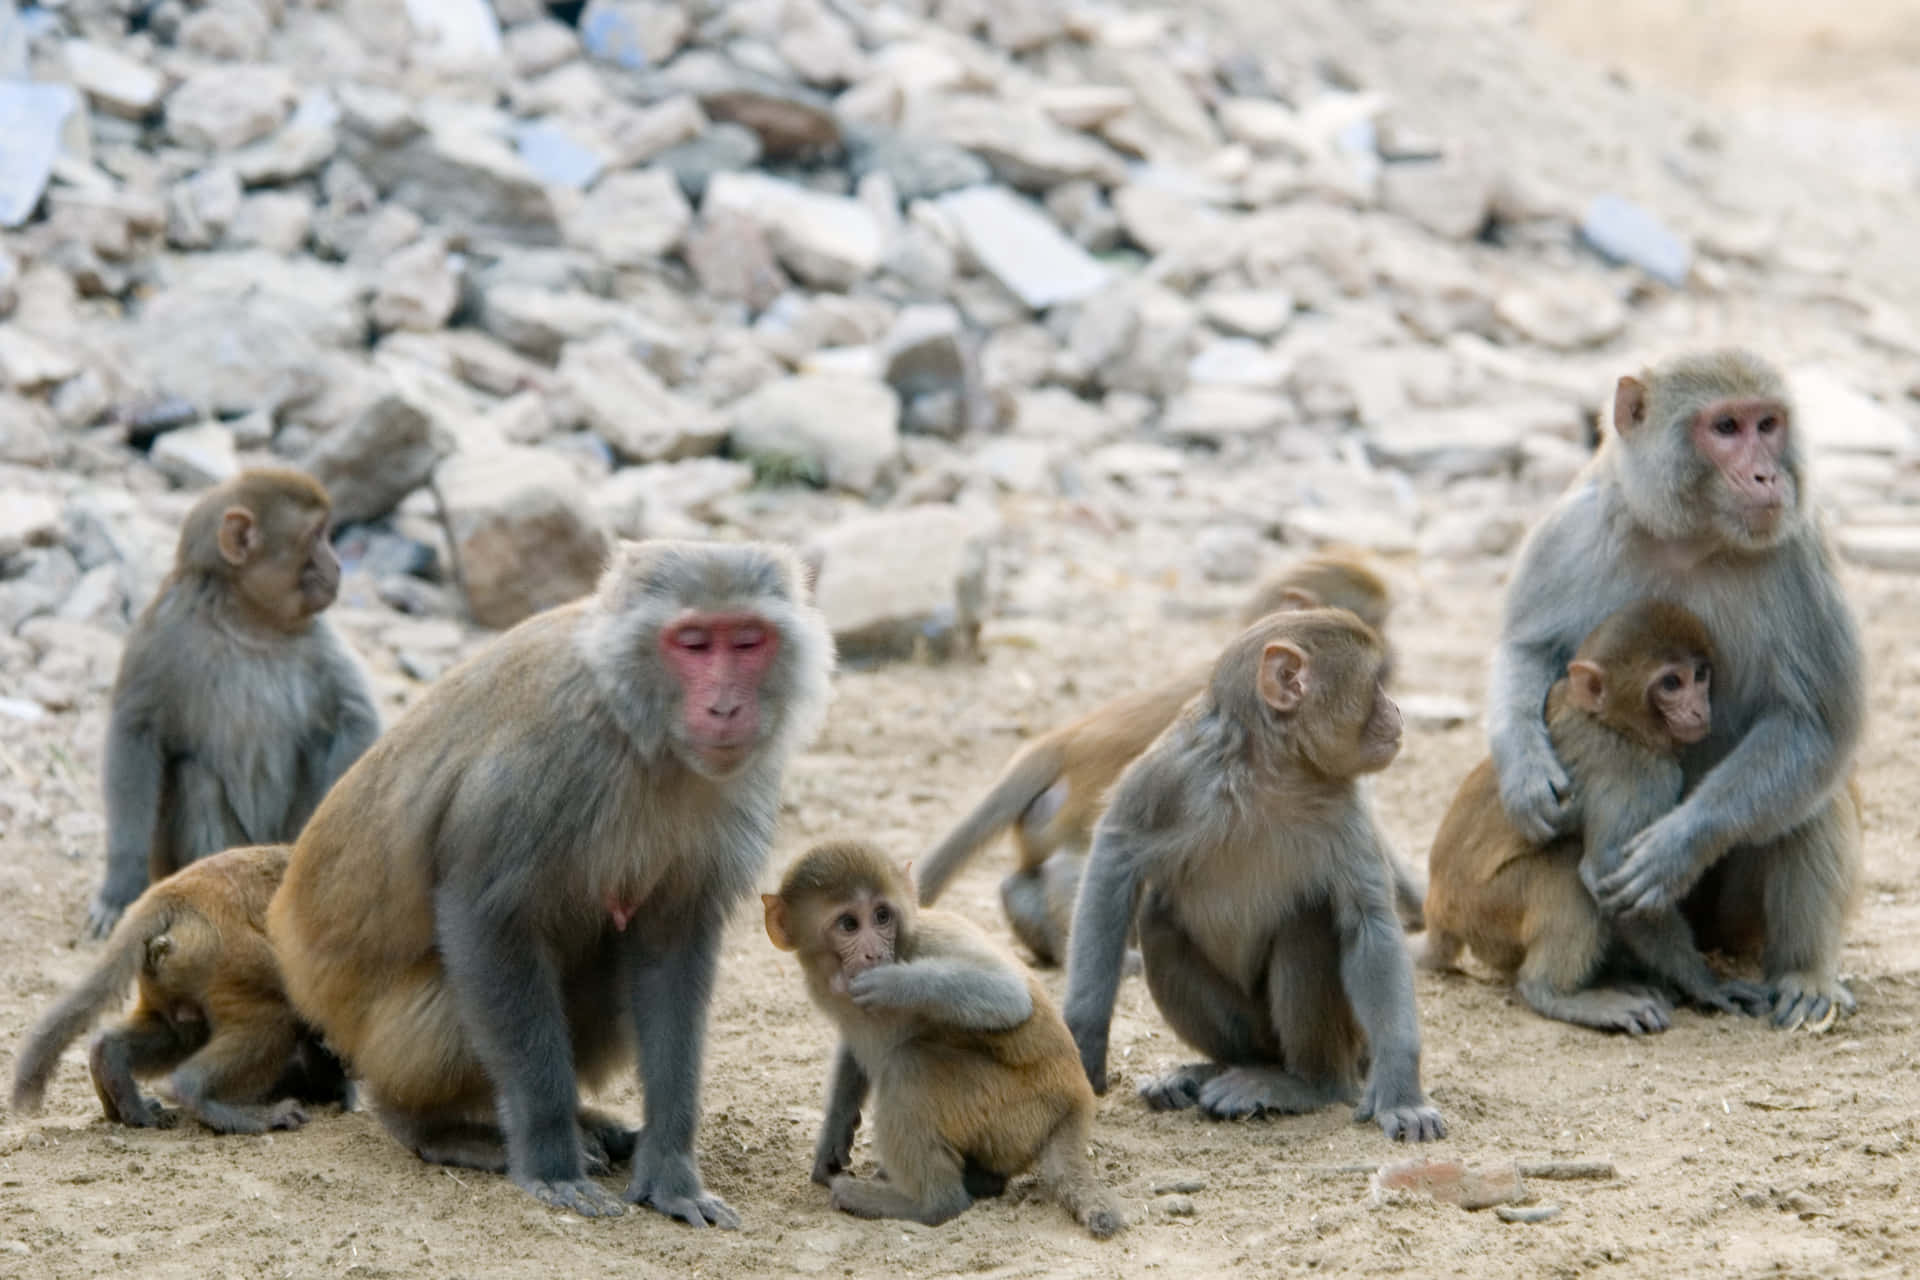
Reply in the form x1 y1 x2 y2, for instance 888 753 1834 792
1425 599 1770 1032
764 840 1122 1239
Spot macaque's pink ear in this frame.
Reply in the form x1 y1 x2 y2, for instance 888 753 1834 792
762 894 794 951
1566 660 1606 713
1613 376 1649 436
1257 641 1308 712
217 508 258 567
899 859 915 891
1277 587 1320 612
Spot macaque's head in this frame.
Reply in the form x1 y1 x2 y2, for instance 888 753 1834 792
764 841 914 995
1566 600 1716 753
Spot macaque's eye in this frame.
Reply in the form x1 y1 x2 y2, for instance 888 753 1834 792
1712 415 1739 436
673 627 712 652
836 913 859 934
733 625 767 650
1757 415 1779 435
873 903 892 926
1660 672 1683 693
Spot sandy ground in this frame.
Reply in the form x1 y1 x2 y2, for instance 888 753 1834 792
3 525 1918 1280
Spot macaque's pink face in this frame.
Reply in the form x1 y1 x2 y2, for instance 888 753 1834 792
660 612 780 776
1691 397 1792 537
821 887 898 995
1648 655 1711 746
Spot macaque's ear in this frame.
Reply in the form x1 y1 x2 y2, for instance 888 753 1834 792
217 508 258 567
1613 376 1649 436
761 894 794 951
899 859 915 892
1566 660 1607 713
1277 587 1320 612
1257 641 1309 712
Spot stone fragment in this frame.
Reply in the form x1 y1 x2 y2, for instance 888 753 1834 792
166 166 243 248
300 389 450 523
1217 97 1308 153
728 374 901 495
475 285 625 359
1162 388 1291 443
63 39 166 119
1281 506 1416 555
1580 194 1692 287
354 119 561 244
1188 339 1288 390
505 19 581 78
0 81 80 227
336 82 419 146
1837 526 1920 572
180 0 271 60
165 64 296 151
372 238 460 333
513 119 604 189
1495 279 1627 351
0 328 80 390
881 304 967 399
920 96 1126 191
1495 1204 1563 1225
0 395 54 465
1380 152 1494 240
1367 399 1581 478
656 121 762 201
805 506 994 661
1194 525 1264 583
936 186 1109 310
683 211 786 312
665 51 838 157
1199 289 1294 339
0 547 80 633
0 491 61 557
403 0 504 67
0 248 15 315
565 167 690 267
230 120 338 186
591 456 752 538
1113 181 1231 256
151 421 239 488
1035 85 1134 130
704 172 881 291
973 438 1057 493
600 94 707 167
1788 368 1918 455
558 335 724 463
1419 508 1528 560
226 191 313 252
1371 1159 1528 1212
1043 180 1121 252
436 446 610 628
845 127 991 202
579 0 688 70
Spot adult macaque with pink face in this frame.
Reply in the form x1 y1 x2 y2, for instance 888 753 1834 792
1486 349 1866 1032
269 540 833 1222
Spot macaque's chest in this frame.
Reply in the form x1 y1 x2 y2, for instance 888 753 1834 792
172 643 327 837
1159 833 1336 993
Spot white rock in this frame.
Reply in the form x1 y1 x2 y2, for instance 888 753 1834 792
974 438 1058 494
371 238 460 334
1217 98 1307 154
1495 279 1627 351
1789 368 1918 455
0 491 60 557
1368 399 1582 478
1836 525 1920 572
1199 289 1294 339
165 64 297 151
728 374 901 495
1380 152 1495 241
1113 181 1231 255
404 0 504 66
1418 508 1529 560
1162 387 1292 442
300 388 452 522
1087 441 1185 478
591 456 752 537
435 446 609 628
0 327 79 389
1281 505 1416 555
920 96 1128 190
935 185 1109 310
1188 339 1288 390
151 422 239 488
558 335 724 463
63 39 166 119
565 167 691 267
1034 85 1134 130
1194 525 1264 583
806 505 996 661
704 171 881 291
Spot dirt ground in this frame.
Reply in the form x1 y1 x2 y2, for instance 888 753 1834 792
7 4 1920 1279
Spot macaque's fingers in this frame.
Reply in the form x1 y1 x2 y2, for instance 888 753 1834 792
1769 974 1849 1033
1372 1105 1447 1143
522 1177 628 1218
266 1099 308 1130
1499 758 1575 844
626 1149 739 1229
84 895 127 941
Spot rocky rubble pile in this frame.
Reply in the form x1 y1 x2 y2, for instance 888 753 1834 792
2 0 1920 711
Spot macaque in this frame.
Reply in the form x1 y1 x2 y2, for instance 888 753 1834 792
1424 600 1771 1032
12 845 347 1132
916 552 1416 967
1064 608 1443 1141
764 840 1123 1238
87 468 380 939
267 539 834 1222
1487 350 1865 1031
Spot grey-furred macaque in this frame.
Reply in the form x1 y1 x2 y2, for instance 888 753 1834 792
764 841 1123 1238
1424 600 1770 1033
88 468 380 939
267 539 834 1222
1486 349 1865 1031
916 552 1418 969
1064 608 1444 1141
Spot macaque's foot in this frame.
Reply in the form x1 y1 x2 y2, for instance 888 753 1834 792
1359 1101 1447 1143
1687 976 1773 1018
1198 1066 1332 1120
1138 1063 1221 1111
1767 973 1854 1032
1519 979 1670 1034
265 1099 308 1130
626 1147 741 1228
521 1176 628 1218
119 1097 180 1129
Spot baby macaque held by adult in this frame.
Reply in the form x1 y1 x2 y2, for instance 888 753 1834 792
1487 349 1865 1031
764 840 1123 1238
915 551 1418 968
1064 608 1443 1141
1424 600 1771 1033
13 844 348 1133
268 539 834 1222
88 468 380 938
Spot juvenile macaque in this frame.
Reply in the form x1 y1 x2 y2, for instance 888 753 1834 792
765 840 1123 1238
13 845 347 1132
1487 349 1865 1030
916 552 1416 966
1424 600 1769 1032
88 468 380 938
268 539 834 1222
1065 609 1443 1141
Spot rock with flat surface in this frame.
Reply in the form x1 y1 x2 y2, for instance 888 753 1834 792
805 506 995 661
301 388 451 522
565 167 690 267
63 39 166 119
1837 525 1920 572
166 64 296 151
151 422 239 488
728 374 900 495
703 171 881 290
935 186 1109 310
1580 194 1691 287
0 81 79 228
558 335 723 463
435 446 609 628
920 96 1127 191
1162 388 1291 443
354 119 561 243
